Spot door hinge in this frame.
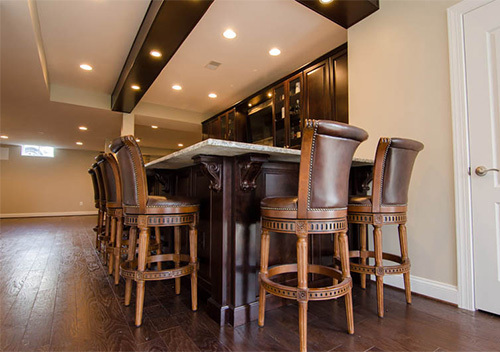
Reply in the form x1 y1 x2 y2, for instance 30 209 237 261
468 167 471 176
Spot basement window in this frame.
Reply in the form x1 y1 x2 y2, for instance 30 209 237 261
21 145 55 158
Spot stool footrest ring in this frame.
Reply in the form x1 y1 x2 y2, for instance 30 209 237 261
120 258 197 282
348 251 410 276
259 264 352 301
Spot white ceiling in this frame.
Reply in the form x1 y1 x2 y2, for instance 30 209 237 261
36 0 151 95
0 0 347 152
142 0 347 118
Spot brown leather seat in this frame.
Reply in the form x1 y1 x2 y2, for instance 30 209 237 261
258 119 368 352
124 195 199 215
348 137 423 318
110 135 200 327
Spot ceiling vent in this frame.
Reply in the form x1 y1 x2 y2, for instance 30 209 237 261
205 61 221 70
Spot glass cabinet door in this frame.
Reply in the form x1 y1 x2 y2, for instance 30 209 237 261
227 110 235 141
220 113 227 140
273 84 286 147
288 75 303 148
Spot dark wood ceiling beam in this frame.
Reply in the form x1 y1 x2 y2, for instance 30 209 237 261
295 0 379 29
111 0 214 113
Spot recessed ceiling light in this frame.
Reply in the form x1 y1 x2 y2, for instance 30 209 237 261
172 85 182 91
131 85 140 90
208 93 217 98
135 138 141 142
269 48 281 56
76 141 83 145
223 29 236 39
79 126 88 131
267 92 272 98
152 125 158 129
248 103 252 107
80 64 92 71
0 135 8 139
178 143 184 147
319 0 334 3
150 50 162 57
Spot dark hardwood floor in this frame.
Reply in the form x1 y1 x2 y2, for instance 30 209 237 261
1 216 499 351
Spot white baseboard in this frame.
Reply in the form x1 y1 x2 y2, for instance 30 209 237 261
0 210 98 219
371 274 458 305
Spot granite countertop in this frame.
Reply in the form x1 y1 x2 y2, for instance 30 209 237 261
145 138 372 169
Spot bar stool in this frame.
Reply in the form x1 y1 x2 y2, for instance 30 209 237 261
110 135 200 327
258 120 368 352
348 137 423 317
88 167 102 242
92 160 107 253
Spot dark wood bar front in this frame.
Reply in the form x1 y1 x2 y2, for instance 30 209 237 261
145 139 371 327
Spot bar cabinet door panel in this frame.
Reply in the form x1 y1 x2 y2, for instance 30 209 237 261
332 54 349 123
303 59 332 121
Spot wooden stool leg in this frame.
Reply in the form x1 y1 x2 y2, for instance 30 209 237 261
114 216 123 285
124 226 137 306
96 210 102 250
359 224 367 289
108 216 117 275
104 214 110 260
135 224 150 327
297 231 308 352
155 227 162 271
189 223 198 311
399 224 412 304
339 231 354 334
373 225 384 318
174 226 181 295
333 233 339 285
258 229 270 327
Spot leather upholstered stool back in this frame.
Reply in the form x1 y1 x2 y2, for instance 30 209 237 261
93 160 107 208
297 120 369 219
88 168 100 209
371 138 424 212
110 136 148 213
96 153 122 209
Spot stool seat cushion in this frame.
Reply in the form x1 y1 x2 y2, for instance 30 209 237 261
261 196 347 219
349 196 372 205
124 195 199 215
261 196 298 210
348 196 372 213
261 196 298 219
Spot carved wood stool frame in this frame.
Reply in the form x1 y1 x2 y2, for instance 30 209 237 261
259 217 354 352
121 212 199 327
257 119 369 352
348 212 411 318
346 137 424 318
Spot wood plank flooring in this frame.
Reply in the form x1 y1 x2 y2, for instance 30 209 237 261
1 216 499 351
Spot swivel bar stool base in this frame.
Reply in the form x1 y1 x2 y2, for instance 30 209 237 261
348 137 424 318
258 120 368 352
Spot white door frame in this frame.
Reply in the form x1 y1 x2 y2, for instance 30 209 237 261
447 0 495 311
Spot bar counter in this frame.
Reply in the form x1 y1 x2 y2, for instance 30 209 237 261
145 139 372 326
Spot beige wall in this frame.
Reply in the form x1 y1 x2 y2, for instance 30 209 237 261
0 145 98 215
348 0 459 286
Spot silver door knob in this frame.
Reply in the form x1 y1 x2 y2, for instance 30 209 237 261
475 166 500 176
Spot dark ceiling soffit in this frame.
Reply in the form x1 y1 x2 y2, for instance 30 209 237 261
111 0 214 113
295 0 379 29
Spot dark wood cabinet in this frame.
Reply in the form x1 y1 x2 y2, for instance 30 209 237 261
202 116 221 139
303 59 332 121
202 44 348 145
202 108 237 140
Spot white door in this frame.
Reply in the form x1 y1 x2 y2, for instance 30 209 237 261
464 0 500 315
